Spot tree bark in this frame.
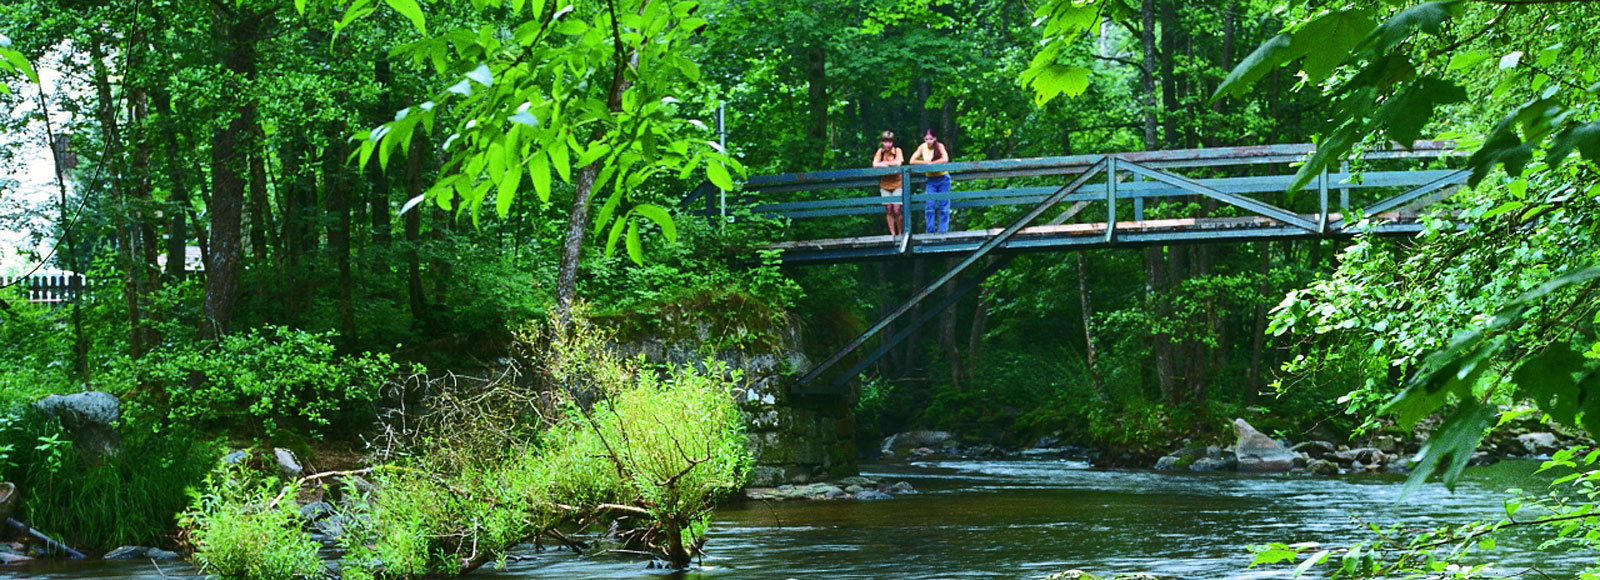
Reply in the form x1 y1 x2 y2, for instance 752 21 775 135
249 128 271 265
554 40 639 326
1246 242 1270 404
202 6 259 340
325 126 355 344
940 259 962 390
805 44 828 162
91 36 146 357
370 58 394 248
1140 0 1158 151
154 92 189 281
1158 0 1179 148
406 135 428 331
1078 252 1111 406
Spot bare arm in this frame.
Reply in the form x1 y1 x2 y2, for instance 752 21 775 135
909 144 930 165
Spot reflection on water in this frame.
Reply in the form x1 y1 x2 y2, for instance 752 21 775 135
0 459 1582 579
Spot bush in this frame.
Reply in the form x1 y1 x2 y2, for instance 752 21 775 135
0 413 217 551
181 464 322 580
325 314 749 577
105 326 399 437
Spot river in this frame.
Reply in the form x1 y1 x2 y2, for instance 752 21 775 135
0 458 1583 579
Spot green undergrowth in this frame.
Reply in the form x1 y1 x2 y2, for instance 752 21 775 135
0 413 217 551
181 314 751 578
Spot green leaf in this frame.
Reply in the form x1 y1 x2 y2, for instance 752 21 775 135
1250 545 1301 566
1370 1 1461 55
496 162 521 219
625 219 644 265
604 213 627 257
383 0 427 33
1516 345 1586 428
706 160 734 190
1466 129 1534 187
1293 550 1330 579
1401 400 1495 497
1296 10 1377 84
295 0 307 15
549 142 570 183
1214 34 1296 101
593 187 624 235
1480 200 1524 218
1448 50 1491 70
1547 122 1600 169
1025 64 1091 105
1371 76 1467 146
631 204 677 242
528 151 552 202
0 47 39 85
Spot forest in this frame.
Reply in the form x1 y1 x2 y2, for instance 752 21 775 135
0 0 1598 577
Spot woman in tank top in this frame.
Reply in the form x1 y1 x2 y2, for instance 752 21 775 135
873 130 905 238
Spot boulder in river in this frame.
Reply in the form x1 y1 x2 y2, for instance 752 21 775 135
881 431 951 459
34 391 121 463
1231 418 1294 473
1519 432 1559 456
103 546 149 559
274 448 304 480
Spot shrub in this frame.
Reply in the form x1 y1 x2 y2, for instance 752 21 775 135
0 412 217 551
181 464 322 580
105 326 398 437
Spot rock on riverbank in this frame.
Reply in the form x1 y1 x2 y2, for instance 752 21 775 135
743 476 916 501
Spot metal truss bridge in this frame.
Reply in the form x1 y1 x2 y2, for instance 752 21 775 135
681 141 1468 391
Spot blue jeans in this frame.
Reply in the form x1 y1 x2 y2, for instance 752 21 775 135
924 175 952 233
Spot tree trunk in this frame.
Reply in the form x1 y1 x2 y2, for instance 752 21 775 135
154 92 190 281
1159 0 1178 148
1246 242 1270 405
1145 247 1174 403
966 268 992 385
249 128 271 265
940 259 962 390
1140 0 1158 151
1078 252 1111 406
805 44 828 162
554 49 638 327
91 36 145 358
202 6 258 340
406 136 428 331
325 126 355 345
370 58 394 248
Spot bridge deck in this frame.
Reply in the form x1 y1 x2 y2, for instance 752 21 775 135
764 212 1422 263
687 141 1466 266
687 142 1469 390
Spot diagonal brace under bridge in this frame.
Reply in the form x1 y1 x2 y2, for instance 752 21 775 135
794 159 1110 390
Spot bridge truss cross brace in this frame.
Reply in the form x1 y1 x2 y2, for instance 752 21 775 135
794 159 1110 392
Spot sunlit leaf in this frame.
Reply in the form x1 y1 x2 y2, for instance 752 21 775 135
630 204 676 242
383 0 427 33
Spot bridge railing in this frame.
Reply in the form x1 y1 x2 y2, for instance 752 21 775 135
688 141 1466 225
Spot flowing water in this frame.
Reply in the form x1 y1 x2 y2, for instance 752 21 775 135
2 459 1585 579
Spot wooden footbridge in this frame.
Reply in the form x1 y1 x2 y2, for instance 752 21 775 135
681 141 1468 391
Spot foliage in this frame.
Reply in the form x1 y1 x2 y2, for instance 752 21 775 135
296 314 750 577
104 326 399 438
352 0 741 263
1248 446 1600 579
1212 2 1600 191
181 463 323 580
0 288 74 410
0 413 216 551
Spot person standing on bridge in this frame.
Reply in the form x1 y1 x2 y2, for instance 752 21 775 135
911 128 952 233
873 130 905 238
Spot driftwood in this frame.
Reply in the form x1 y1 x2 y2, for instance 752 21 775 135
0 483 86 559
